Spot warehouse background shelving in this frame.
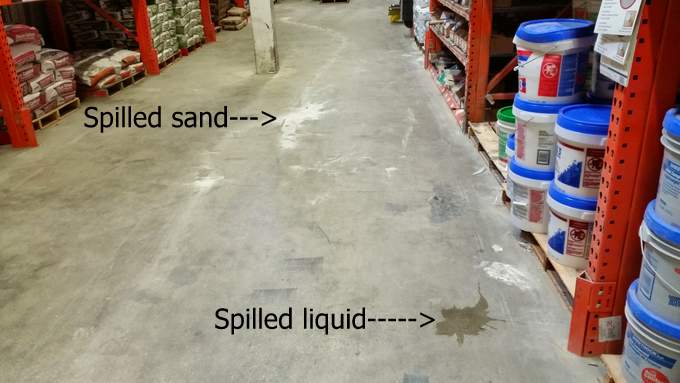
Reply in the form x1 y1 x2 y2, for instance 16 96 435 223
425 0 680 380
0 0 218 148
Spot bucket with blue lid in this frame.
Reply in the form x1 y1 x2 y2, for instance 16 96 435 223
546 182 597 269
623 280 680 383
554 104 611 198
656 108 680 228
638 201 680 325
512 94 566 171
507 157 554 233
514 18 595 104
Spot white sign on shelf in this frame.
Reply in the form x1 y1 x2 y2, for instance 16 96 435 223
594 0 644 36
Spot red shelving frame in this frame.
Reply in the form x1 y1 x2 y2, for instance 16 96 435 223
568 0 680 356
0 0 216 147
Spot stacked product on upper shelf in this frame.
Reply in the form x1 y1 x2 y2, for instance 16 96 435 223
5 24 77 119
505 19 619 274
173 0 206 49
413 0 430 46
149 0 180 62
62 0 139 50
429 8 467 55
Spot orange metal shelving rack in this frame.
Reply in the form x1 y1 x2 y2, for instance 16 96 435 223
0 0 216 148
568 0 680 356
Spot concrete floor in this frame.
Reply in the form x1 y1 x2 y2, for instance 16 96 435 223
0 1 605 382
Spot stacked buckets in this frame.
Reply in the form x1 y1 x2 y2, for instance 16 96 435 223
622 109 680 383
507 18 607 261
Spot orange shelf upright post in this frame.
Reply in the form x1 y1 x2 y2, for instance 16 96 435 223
568 0 680 356
0 11 37 148
132 0 160 75
199 0 217 43
465 0 491 123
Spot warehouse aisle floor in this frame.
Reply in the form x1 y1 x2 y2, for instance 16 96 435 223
0 1 604 382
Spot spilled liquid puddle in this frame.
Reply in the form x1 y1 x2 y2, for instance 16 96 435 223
436 288 502 344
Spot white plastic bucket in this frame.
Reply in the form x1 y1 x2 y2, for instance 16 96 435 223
554 104 611 198
497 106 516 163
637 201 680 325
513 95 565 171
514 19 595 103
507 157 554 233
623 280 680 383
546 182 596 269
656 108 680 228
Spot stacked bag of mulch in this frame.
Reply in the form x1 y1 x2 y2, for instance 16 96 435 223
62 0 139 50
148 0 180 63
209 0 231 27
73 48 143 90
219 7 248 31
6 24 77 118
174 0 205 48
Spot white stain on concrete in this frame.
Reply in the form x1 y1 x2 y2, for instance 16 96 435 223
402 108 416 151
479 261 532 291
385 167 398 178
280 102 328 150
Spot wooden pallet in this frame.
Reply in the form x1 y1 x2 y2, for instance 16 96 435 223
180 39 205 57
160 51 182 70
466 120 624 382
32 97 81 130
81 70 147 97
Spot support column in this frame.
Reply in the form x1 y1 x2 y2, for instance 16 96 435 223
250 0 278 74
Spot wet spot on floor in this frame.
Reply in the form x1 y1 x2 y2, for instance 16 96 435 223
436 287 501 344
385 202 408 214
428 184 464 223
402 372 429 383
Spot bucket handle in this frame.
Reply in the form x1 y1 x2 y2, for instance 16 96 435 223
639 224 680 262
514 44 560 71
640 256 680 296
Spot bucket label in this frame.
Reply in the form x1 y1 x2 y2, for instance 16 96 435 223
517 49 531 94
511 184 546 224
639 262 657 301
584 148 605 188
516 122 527 161
548 211 591 258
536 130 556 166
556 142 604 192
641 368 670 383
658 156 680 218
627 330 677 370
538 54 562 97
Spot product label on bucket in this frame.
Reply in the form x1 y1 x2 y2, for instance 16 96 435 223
548 212 591 258
517 49 532 94
556 142 605 191
538 55 562 97
516 122 527 161
626 329 677 370
536 130 556 166
584 148 605 188
512 184 545 223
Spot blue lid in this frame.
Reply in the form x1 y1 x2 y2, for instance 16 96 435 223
548 182 597 211
644 201 680 247
514 94 571 114
508 133 516 150
509 157 554 181
627 280 680 341
663 108 680 138
556 104 611 136
515 18 595 44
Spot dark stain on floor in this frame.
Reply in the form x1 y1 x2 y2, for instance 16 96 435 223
402 372 429 383
428 184 464 223
436 287 502 344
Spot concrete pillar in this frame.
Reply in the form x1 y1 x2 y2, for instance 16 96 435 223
250 0 279 74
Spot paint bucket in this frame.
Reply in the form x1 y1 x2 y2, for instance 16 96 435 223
554 104 611 198
546 182 596 269
497 106 516 163
656 108 680 228
514 18 595 103
507 157 554 233
637 201 680 325
513 94 565 171
623 280 680 383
